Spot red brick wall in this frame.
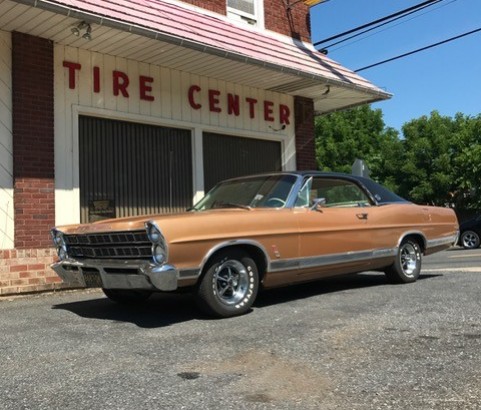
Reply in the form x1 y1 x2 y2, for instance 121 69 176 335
264 0 311 42
12 32 55 249
179 1 311 42
0 249 62 295
294 96 316 170
181 0 226 14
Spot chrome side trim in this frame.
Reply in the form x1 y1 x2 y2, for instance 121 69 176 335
179 269 201 279
426 234 458 249
269 247 397 273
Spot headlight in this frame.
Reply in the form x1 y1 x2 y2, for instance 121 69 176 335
51 229 65 247
58 246 68 261
146 222 161 243
145 221 168 265
51 228 68 260
153 243 167 265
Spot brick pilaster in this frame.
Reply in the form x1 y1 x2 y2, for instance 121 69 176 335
12 32 55 249
294 96 316 170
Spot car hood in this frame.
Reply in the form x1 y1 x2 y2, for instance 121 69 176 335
56 208 288 236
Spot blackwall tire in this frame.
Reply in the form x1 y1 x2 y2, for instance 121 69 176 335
102 289 152 304
196 249 259 318
385 239 422 284
460 231 480 249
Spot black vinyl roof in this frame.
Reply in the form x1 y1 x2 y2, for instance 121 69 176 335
227 171 410 205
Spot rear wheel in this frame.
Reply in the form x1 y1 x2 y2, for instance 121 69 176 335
102 289 152 304
385 238 422 283
196 249 259 318
460 230 480 249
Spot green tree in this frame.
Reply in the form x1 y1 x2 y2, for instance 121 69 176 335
315 105 403 191
398 111 457 205
399 111 481 208
315 106 481 208
448 113 481 208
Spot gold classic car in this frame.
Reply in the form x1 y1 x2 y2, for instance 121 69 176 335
51 172 459 317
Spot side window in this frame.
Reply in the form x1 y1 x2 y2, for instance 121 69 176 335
226 0 263 27
310 178 372 208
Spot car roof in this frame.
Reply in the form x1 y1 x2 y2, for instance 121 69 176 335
222 171 409 204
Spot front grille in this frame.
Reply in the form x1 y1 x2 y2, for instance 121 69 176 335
64 230 152 260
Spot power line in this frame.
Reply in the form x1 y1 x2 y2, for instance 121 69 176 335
313 0 443 47
354 26 481 72
320 0 445 51
328 0 457 53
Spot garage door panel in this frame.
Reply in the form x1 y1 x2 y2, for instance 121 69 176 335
79 116 193 223
203 132 281 192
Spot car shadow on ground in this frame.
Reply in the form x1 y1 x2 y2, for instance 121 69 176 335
52 272 441 328
52 291 202 328
254 272 441 308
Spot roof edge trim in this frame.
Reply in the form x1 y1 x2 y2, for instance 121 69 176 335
13 0 391 100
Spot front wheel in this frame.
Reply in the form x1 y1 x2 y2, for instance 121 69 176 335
102 289 152 304
385 239 422 284
196 249 259 318
460 230 480 249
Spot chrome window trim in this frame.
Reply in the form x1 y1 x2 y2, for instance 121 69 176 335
289 174 378 209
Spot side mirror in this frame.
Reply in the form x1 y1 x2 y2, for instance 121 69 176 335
310 197 326 211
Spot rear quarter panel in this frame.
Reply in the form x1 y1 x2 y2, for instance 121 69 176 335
368 203 458 252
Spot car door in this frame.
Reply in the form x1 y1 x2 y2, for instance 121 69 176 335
294 176 375 281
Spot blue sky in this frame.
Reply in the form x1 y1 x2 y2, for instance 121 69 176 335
310 0 481 132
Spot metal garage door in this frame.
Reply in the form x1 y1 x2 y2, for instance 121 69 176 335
79 116 193 223
203 132 282 192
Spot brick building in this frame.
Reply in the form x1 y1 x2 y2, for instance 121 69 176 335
0 0 390 295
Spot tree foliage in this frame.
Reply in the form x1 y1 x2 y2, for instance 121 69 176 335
315 106 481 209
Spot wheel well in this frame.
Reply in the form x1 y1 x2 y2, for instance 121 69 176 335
401 233 426 253
200 244 268 282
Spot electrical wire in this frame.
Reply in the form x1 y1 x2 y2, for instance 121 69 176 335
320 0 444 51
328 0 458 53
354 26 481 72
313 0 443 47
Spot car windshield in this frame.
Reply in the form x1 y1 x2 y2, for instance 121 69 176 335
192 174 297 211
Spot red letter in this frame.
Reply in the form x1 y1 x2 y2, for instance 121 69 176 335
93 66 100 93
264 101 275 122
279 104 290 125
227 94 240 116
246 97 257 119
208 89 221 113
188 85 202 109
140 76 154 101
113 70 129 97
63 61 81 89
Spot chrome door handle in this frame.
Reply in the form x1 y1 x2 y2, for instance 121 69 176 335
357 213 368 220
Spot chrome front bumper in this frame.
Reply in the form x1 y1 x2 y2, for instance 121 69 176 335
51 258 178 291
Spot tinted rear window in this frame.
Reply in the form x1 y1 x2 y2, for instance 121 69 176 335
358 178 409 204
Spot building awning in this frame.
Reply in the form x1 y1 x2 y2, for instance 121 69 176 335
3 0 391 113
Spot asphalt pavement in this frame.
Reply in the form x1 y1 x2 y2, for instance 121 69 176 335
0 248 480 409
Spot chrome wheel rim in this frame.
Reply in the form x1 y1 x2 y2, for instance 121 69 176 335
214 260 249 306
462 232 479 249
400 243 418 277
